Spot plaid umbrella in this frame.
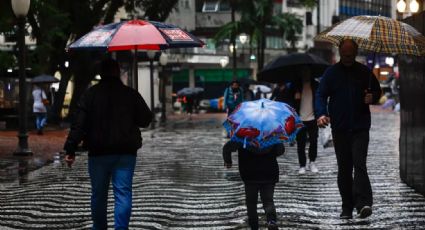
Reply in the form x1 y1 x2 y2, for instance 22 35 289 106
315 15 425 56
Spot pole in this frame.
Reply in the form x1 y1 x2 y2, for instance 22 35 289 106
149 59 155 129
231 6 237 80
160 69 166 123
14 17 32 156
316 0 320 35
132 49 138 89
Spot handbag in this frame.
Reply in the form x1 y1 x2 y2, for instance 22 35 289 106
42 98 50 106
40 89 49 105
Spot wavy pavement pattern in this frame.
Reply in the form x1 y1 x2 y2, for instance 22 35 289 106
1 112 425 229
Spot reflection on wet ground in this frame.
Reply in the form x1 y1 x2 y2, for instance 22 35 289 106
1 112 425 229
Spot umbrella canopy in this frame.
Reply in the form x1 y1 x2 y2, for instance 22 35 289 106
315 15 425 56
177 87 204 97
68 19 204 51
31 74 59 84
257 53 330 83
223 99 303 151
252 85 272 94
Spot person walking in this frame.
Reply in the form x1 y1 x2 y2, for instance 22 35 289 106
243 84 255 101
270 83 296 107
293 67 319 174
223 141 284 230
32 84 48 135
64 58 152 229
224 80 244 115
315 39 382 219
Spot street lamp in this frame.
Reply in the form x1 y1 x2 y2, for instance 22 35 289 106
12 0 32 156
219 57 229 85
147 50 156 129
159 52 168 123
239 33 248 63
410 0 420 13
397 0 420 13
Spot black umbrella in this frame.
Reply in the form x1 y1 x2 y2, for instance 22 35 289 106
257 53 330 83
32 74 59 84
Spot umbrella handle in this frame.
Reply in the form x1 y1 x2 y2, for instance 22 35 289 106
369 52 376 90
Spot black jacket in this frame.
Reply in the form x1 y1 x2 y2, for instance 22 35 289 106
315 61 382 131
222 142 284 184
64 77 152 156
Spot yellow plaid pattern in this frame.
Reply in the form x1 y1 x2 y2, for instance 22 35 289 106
315 16 425 56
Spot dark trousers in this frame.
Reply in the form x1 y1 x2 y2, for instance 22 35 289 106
296 120 318 167
244 183 277 229
332 130 373 212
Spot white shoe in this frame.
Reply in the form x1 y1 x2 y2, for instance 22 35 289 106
298 167 306 175
310 162 319 173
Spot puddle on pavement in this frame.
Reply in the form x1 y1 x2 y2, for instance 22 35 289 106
0 152 62 185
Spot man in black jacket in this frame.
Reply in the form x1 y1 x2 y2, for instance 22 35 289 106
64 58 152 230
315 39 382 219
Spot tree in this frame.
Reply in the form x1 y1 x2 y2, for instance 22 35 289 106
0 1 17 72
272 13 303 52
214 0 303 70
9 0 179 122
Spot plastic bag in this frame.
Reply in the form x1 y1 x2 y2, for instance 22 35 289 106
319 126 333 148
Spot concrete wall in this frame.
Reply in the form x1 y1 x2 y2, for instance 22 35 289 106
399 11 425 196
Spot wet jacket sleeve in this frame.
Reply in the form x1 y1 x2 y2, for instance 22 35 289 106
274 143 285 157
315 73 330 118
369 72 382 104
222 141 239 165
134 92 153 128
63 92 90 155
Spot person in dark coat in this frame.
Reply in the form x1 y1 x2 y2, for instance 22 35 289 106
224 80 244 115
315 39 382 219
270 82 296 107
293 67 320 174
223 141 284 230
64 58 152 229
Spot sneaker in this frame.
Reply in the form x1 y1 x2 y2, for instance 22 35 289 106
357 206 372 218
298 167 306 175
339 209 353 219
310 162 319 173
267 220 279 230
305 160 310 171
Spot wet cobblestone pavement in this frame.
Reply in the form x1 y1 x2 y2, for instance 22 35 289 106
1 111 425 229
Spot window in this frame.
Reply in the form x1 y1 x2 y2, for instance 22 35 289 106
287 0 302 7
3 32 16 43
202 0 219 12
266 36 284 49
219 0 231 11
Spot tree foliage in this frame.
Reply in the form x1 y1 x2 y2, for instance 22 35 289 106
0 0 179 122
214 0 303 70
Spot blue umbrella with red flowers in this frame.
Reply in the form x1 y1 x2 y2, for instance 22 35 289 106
223 99 303 151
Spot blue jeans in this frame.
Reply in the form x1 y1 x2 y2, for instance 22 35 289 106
88 154 136 230
34 112 47 130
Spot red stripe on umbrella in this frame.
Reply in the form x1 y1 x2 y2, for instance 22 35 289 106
108 21 167 51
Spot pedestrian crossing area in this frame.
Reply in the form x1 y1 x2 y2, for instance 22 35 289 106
1 112 425 229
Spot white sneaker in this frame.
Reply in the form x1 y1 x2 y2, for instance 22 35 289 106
298 167 306 175
310 162 319 173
